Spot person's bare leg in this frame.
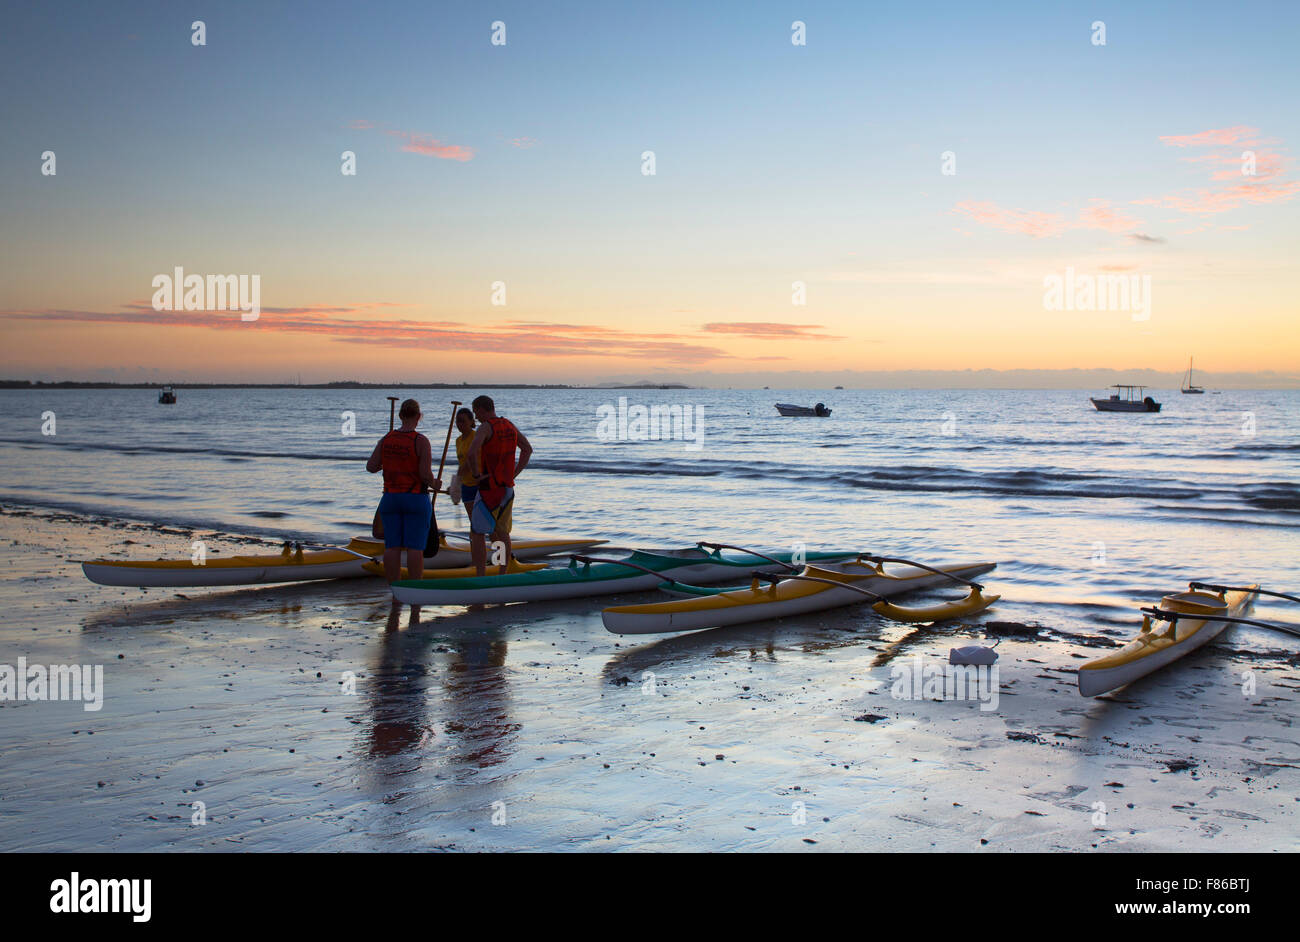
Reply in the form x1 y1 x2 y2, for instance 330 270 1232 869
406 549 423 581
471 532 486 577
383 547 402 582
492 528 513 575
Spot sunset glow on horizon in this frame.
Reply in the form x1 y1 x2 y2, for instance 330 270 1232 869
3 1 1297 385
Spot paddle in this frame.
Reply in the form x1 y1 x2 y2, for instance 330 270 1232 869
371 396 400 539
423 400 462 558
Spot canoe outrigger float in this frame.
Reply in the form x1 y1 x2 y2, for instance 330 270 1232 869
603 552 998 634
81 533 606 588
389 545 856 606
1076 581 1300 696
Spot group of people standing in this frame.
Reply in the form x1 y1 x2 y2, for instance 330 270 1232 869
365 395 532 584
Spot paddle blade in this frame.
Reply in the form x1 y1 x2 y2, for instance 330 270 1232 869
872 589 1000 624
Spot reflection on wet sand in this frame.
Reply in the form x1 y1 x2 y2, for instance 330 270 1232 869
361 603 519 777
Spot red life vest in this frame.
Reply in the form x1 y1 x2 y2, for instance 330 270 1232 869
381 429 424 493
479 417 518 503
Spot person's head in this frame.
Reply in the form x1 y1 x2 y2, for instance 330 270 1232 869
398 399 421 426
471 395 496 420
456 407 475 433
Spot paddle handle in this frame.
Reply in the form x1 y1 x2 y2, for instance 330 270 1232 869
430 401 462 506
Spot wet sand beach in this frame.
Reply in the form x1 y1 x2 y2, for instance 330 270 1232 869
2 505 1295 852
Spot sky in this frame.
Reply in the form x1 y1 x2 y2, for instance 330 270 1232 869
1 0 1298 386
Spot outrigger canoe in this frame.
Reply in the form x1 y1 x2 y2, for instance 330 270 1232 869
603 559 998 634
1077 584 1259 697
81 534 606 588
389 546 855 606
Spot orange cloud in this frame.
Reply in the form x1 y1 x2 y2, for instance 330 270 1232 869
700 322 844 340
0 306 729 363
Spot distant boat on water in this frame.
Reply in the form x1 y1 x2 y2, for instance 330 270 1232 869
1181 357 1205 394
158 385 177 404
1090 385 1160 413
776 402 831 417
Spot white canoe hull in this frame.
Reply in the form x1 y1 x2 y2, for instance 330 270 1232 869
603 561 996 634
81 556 369 588
82 534 606 588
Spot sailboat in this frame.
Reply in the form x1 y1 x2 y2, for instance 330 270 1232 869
1181 357 1205 394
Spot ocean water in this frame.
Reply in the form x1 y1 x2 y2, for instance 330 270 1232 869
0 386 1297 625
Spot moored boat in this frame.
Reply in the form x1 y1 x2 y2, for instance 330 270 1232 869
158 385 177 404
1090 385 1160 412
775 402 832 417
1181 357 1205 394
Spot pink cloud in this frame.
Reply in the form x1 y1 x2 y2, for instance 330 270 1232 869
951 202 1069 238
1077 199 1143 233
1158 126 1259 148
386 130 475 161
1151 127 1296 215
952 199 1139 238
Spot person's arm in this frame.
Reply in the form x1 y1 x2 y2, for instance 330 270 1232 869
466 424 491 481
514 431 533 478
366 438 384 474
417 435 440 492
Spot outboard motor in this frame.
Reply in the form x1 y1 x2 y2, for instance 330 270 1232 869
815 402 826 416
1143 396 1157 411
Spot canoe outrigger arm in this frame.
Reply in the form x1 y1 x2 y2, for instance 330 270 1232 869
568 554 688 591
1189 582 1300 605
749 570 998 624
1139 606 1300 640
696 542 797 571
302 543 381 563
856 555 985 592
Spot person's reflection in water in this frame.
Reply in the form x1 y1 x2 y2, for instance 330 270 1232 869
365 601 431 760
361 598 522 794
442 633 518 771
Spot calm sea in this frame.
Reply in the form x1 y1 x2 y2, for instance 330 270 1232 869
1 386 1296 626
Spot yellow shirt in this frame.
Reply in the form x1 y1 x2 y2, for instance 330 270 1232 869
455 431 478 485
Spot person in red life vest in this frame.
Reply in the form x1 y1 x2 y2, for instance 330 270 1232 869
366 399 440 583
466 394 533 576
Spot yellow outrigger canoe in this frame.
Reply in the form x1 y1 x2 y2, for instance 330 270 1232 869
1077 584 1260 697
602 558 999 634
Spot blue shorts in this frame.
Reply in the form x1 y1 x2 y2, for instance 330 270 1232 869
459 483 478 507
470 487 514 536
378 492 431 550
